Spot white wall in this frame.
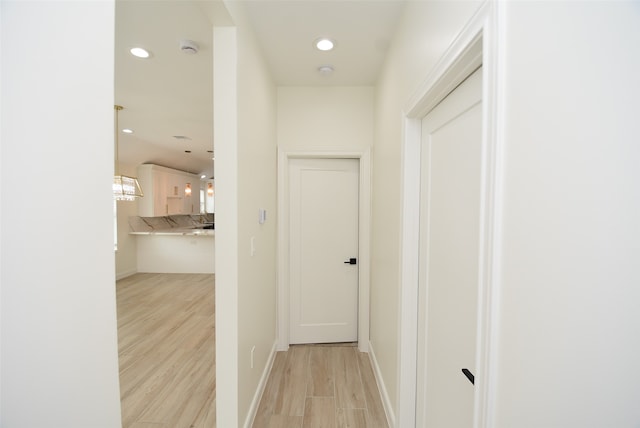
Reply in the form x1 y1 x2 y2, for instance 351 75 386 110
115 163 138 279
136 235 214 274
0 2 122 427
278 86 373 151
236 9 278 425
372 0 482 416
214 3 278 426
213 25 239 428
494 2 640 426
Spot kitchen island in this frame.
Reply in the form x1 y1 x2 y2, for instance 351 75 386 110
129 215 215 274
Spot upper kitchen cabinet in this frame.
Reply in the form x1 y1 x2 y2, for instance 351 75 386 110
137 164 201 216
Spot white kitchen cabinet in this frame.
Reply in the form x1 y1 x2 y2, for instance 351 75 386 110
137 164 200 217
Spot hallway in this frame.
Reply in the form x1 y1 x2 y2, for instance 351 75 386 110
252 344 388 428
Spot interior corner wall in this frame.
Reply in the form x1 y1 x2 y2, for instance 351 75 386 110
115 163 138 279
1 1 123 427
371 0 482 415
494 2 640 426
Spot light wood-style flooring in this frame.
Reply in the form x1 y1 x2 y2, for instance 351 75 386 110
252 344 388 428
116 273 216 428
117 274 387 428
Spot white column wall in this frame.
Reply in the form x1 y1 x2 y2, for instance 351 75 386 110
213 25 240 428
236 15 278 426
1 2 122 426
214 3 278 426
494 2 640 426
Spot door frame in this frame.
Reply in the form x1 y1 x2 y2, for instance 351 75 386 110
277 149 371 353
397 2 504 427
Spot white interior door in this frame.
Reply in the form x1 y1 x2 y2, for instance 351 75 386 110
289 158 359 344
416 67 482 427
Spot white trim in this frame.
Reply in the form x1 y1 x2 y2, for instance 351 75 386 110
369 341 396 428
403 4 486 119
397 2 501 427
243 341 278 428
358 149 372 353
395 117 422 428
474 2 505 426
276 149 372 353
276 149 290 351
115 269 137 281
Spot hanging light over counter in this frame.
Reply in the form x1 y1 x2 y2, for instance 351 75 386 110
113 105 143 201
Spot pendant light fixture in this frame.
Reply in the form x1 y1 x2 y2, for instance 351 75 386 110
113 105 143 201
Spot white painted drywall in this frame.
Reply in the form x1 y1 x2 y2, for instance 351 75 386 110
214 3 278 425
277 86 374 151
136 235 214 274
1 1 122 426
372 0 482 416
213 25 240 428
494 2 640 426
236 7 278 425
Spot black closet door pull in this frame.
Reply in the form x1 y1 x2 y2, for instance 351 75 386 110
462 368 474 385
344 258 357 265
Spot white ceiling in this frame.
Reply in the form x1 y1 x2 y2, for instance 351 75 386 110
115 0 405 180
243 0 405 86
115 0 215 179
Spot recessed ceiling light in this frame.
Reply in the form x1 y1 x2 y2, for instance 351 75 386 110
315 38 335 51
130 47 150 58
122 128 133 134
201 174 207 179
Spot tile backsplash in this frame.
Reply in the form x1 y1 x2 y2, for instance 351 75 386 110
129 213 214 232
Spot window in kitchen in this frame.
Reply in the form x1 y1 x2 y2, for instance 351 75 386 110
114 199 118 251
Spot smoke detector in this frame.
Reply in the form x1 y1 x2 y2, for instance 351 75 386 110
318 65 334 75
180 40 199 54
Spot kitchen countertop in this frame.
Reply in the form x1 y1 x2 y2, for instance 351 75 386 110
130 227 214 236
128 215 214 236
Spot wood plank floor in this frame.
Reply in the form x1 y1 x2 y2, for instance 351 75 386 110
117 274 386 428
116 273 216 428
252 344 388 428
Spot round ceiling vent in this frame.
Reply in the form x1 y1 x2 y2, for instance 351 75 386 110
180 40 199 54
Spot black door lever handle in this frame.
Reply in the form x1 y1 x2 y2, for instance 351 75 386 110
344 258 357 265
462 368 474 385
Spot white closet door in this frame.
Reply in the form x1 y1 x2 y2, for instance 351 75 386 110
417 67 482 427
289 158 359 344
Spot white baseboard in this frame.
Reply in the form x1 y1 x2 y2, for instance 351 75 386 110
243 341 278 428
368 341 397 428
115 269 137 280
